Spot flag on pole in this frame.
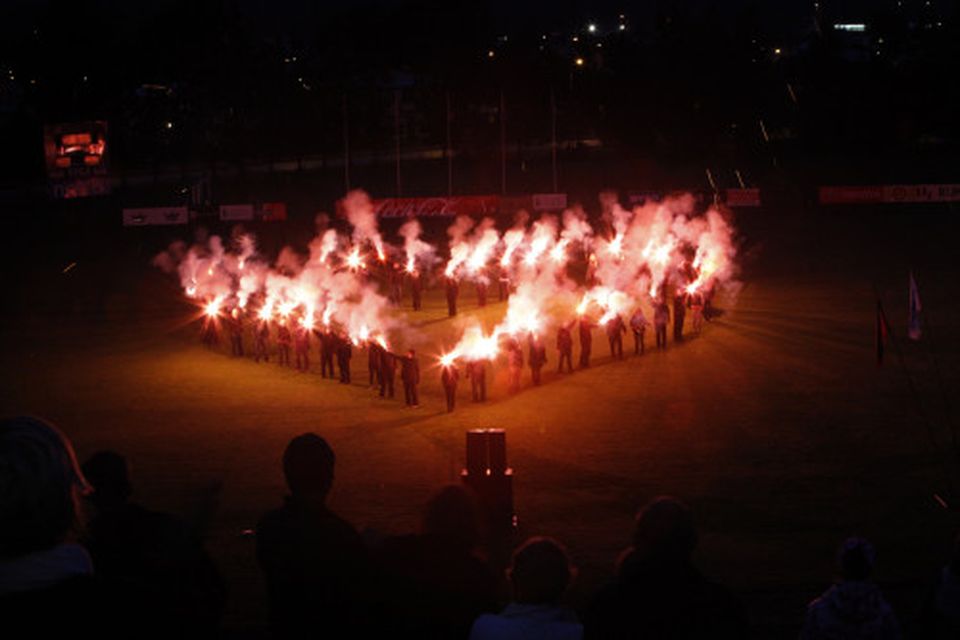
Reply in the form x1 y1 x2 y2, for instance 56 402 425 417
876 300 889 366
908 271 922 341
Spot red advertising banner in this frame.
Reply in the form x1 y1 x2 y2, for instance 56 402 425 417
219 204 256 221
260 202 288 221
819 186 884 204
724 188 761 207
820 184 960 205
371 196 500 218
881 184 960 203
532 193 568 211
219 203 287 221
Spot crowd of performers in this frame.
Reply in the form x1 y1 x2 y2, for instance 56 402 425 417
199 261 715 414
203 305 423 407
176 191 734 414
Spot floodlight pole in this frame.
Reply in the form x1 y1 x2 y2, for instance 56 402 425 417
551 87 558 192
500 89 507 196
342 93 351 193
446 90 453 197
394 89 402 197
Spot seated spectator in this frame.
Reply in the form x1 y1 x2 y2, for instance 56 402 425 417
377 485 501 638
81 450 226 634
256 433 370 639
0 416 153 638
918 533 960 638
583 496 746 639
470 536 582 640
801 537 900 640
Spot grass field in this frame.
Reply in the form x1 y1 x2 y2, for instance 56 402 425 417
2 205 960 637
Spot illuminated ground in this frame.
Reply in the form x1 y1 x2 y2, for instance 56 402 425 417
2 207 959 637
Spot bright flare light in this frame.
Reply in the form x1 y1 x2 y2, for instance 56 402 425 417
300 305 316 329
445 243 470 278
345 246 365 271
550 239 570 264
500 229 525 268
607 233 624 258
523 235 550 267
321 304 335 327
443 324 500 365
204 296 224 318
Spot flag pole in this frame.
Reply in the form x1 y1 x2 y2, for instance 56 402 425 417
876 290 957 505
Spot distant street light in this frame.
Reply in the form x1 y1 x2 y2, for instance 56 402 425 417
575 57 585 67
587 23 597 33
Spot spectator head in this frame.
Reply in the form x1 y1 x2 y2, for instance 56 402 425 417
82 450 132 511
509 537 575 605
422 485 481 550
283 433 335 500
838 537 876 581
0 416 90 558
631 496 698 562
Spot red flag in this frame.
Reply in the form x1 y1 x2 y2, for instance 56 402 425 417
908 271 922 341
876 301 889 366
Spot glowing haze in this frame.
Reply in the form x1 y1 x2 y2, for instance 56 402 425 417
155 189 738 365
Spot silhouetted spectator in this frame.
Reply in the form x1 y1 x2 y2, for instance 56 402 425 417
583 496 746 639
317 328 336 377
507 337 524 393
556 323 574 373
401 349 420 407
467 358 487 402
81 450 226 634
801 537 900 640
368 340 383 387
918 533 960 639
654 300 669 350
672 294 686 343
0 417 154 638
578 317 593 368
446 277 460 316
377 485 501 638
441 362 460 413
380 349 397 398
256 434 370 639
336 335 353 383
470 536 582 640
528 334 547 385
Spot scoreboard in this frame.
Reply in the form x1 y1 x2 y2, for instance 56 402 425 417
44 121 110 199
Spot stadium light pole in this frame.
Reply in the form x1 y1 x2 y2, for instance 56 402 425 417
342 94 351 192
394 89 402 197
500 89 507 196
446 90 453 196
550 87 558 192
